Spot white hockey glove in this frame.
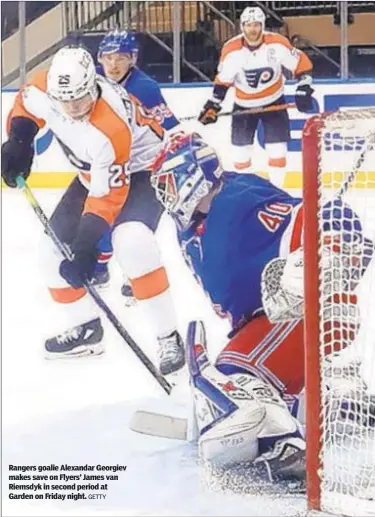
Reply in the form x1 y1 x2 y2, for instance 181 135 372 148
261 248 304 323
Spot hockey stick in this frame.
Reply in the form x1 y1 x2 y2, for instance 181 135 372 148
180 102 296 122
129 410 188 440
15 177 173 396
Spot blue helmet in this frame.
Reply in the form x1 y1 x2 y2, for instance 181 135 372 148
151 133 223 229
98 29 139 60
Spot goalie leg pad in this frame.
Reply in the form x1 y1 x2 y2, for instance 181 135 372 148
186 321 265 465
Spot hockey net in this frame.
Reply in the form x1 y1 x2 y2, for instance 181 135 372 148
303 108 375 516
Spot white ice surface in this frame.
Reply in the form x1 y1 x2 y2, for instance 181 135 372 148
1 188 307 517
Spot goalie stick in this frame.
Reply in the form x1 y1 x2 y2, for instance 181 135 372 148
16 177 173 396
129 410 188 440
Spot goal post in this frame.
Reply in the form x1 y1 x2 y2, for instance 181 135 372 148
303 108 375 516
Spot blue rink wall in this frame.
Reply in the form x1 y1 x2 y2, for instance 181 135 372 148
2 79 375 189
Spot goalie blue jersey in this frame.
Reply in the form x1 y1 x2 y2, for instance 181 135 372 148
96 65 179 131
178 173 303 329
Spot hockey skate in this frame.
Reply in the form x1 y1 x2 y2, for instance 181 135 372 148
45 317 104 359
90 264 110 288
157 330 185 375
121 280 137 307
254 435 306 486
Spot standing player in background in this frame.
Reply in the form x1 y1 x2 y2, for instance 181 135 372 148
93 29 181 307
150 133 373 476
198 6 314 188
1 46 185 376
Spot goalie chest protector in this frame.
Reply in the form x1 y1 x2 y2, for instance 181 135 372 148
178 173 302 327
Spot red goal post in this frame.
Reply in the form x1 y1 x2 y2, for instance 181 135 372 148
303 108 375 516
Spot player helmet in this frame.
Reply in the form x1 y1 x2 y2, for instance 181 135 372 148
240 6 266 31
151 133 223 230
98 29 139 61
47 46 97 103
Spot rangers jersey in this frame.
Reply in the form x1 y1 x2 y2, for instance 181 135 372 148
178 173 303 329
214 32 312 108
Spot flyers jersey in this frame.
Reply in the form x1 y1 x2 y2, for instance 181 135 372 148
97 65 180 174
9 71 133 226
214 32 312 108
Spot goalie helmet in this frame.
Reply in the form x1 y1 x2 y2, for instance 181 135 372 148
47 46 97 103
151 133 223 230
98 29 139 61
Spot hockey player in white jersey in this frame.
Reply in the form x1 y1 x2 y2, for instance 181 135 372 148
198 6 314 188
1 46 185 376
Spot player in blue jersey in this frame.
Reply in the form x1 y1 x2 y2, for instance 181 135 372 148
93 29 180 304
150 132 372 480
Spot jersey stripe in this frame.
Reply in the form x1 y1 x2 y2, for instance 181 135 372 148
84 97 132 225
219 35 243 62
89 97 131 164
235 76 283 101
130 266 169 300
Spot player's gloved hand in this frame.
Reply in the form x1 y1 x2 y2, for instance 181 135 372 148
59 214 110 289
198 100 222 125
60 250 98 289
295 76 314 113
1 138 34 188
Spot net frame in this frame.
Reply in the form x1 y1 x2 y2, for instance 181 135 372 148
303 108 375 516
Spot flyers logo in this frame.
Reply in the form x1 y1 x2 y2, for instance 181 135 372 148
244 67 274 88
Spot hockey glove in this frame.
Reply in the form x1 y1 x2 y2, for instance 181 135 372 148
198 100 222 125
2 138 35 188
1 117 39 188
295 76 314 113
60 214 110 289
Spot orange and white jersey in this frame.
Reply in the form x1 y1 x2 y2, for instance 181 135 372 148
9 71 133 226
104 78 166 174
215 32 313 108
128 94 165 174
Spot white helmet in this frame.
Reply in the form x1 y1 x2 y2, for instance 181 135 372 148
240 6 266 31
47 46 97 102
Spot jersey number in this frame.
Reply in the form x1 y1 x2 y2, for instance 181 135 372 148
109 164 130 188
258 202 292 232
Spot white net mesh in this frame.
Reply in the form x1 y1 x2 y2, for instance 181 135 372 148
316 108 375 516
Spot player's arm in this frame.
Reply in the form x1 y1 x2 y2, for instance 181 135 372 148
60 128 132 289
198 43 237 125
139 81 180 133
1 72 47 187
276 36 314 113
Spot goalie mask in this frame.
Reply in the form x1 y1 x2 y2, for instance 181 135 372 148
151 133 223 230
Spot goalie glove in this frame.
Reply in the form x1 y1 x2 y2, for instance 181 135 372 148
261 248 304 323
